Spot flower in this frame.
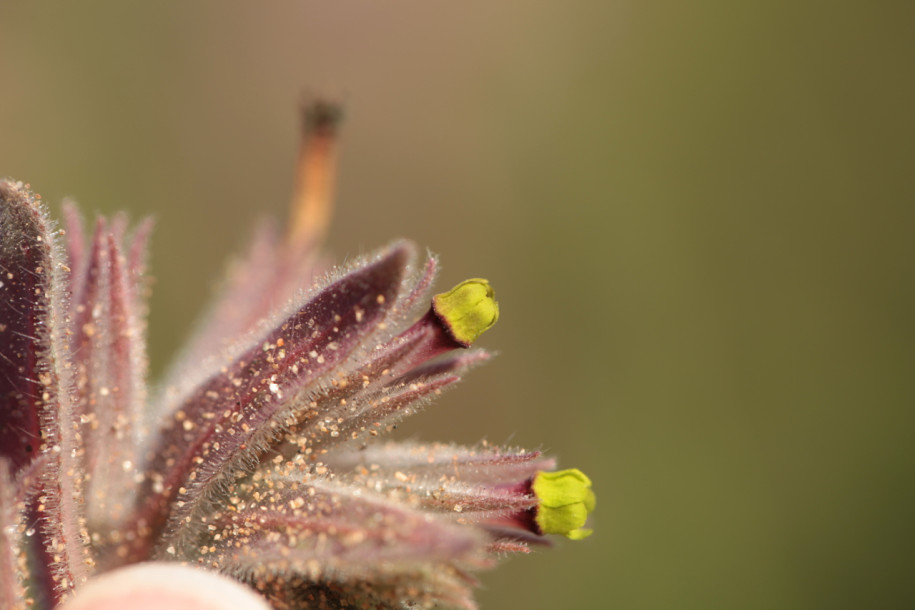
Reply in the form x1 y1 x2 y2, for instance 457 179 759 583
0 102 594 610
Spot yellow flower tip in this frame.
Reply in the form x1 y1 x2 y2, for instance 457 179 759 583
532 468 596 540
432 279 499 347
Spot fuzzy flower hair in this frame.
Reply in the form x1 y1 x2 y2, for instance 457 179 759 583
0 103 594 609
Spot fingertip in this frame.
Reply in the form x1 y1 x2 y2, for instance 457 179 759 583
60 563 270 610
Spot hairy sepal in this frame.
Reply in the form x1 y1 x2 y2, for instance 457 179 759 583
69 214 149 535
132 242 420 559
209 475 485 609
329 442 554 528
328 441 555 484
0 180 91 603
281 316 490 456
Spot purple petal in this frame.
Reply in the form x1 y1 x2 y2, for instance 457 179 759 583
128 242 415 560
296 350 491 453
210 479 483 567
0 180 91 601
328 441 555 484
208 475 484 609
328 441 552 518
71 217 113 466
1 186 55 471
70 219 147 530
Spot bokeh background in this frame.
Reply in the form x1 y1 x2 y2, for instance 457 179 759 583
2 2 913 609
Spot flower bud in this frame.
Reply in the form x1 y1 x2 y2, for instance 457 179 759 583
532 469 595 540
432 279 499 347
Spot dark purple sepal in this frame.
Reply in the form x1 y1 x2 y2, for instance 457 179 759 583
208 476 485 609
0 180 91 602
130 242 415 560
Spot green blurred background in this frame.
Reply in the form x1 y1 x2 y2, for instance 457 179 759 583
2 2 913 608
